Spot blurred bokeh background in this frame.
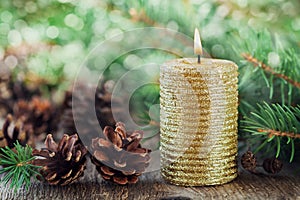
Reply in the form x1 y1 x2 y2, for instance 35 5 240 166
1 0 299 86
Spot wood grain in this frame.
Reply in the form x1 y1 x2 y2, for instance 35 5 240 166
1 159 300 200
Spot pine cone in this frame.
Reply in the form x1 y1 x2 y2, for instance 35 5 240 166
13 96 58 138
0 114 34 149
263 158 283 174
32 134 88 186
0 76 12 117
61 81 126 144
91 122 151 185
95 80 126 128
241 151 257 173
0 75 41 117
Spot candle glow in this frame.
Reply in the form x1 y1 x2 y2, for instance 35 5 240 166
194 28 203 56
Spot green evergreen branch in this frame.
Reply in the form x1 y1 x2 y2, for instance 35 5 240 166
241 53 300 89
0 142 41 193
242 103 300 162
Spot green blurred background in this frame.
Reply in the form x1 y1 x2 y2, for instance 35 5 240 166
1 0 299 84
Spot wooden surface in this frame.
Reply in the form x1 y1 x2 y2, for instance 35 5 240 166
1 159 300 200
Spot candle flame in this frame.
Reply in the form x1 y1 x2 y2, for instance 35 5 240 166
194 28 203 55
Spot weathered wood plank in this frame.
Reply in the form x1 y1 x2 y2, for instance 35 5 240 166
1 159 300 200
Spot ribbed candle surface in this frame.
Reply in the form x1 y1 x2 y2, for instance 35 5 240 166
160 58 238 186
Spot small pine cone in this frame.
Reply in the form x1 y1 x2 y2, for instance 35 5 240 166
0 76 14 117
95 80 125 128
0 75 41 117
263 158 283 174
60 84 100 143
61 81 126 144
32 134 88 186
241 151 257 173
91 122 151 185
13 97 58 137
0 114 34 149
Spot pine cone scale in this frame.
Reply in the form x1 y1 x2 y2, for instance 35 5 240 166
61 170 72 179
72 165 85 180
46 173 57 181
127 176 138 184
113 160 126 168
91 122 151 185
32 149 51 158
31 158 49 166
97 138 113 148
121 169 136 175
113 176 128 185
114 122 126 138
0 114 33 149
49 179 60 185
101 166 115 176
104 126 123 147
125 137 142 151
33 134 87 186
75 151 82 162
94 150 109 162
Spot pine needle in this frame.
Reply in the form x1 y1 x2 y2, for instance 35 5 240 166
0 142 41 193
242 103 300 162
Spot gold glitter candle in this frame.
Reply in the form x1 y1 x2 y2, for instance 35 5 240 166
160 29 238 186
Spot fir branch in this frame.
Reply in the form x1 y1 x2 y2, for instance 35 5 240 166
258 129 300 139
0 142 41 192
242 103 300 162
241 53 300 89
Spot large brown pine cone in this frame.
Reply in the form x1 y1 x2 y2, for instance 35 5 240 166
13 96 59 138
61 81 126 144
32 134 88 186
0 114 34 149
91 122 151 185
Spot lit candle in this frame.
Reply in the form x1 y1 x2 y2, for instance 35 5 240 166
160 28 238 186
194 28 202 63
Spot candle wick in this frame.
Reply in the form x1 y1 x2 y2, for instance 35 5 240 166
198 55 201 64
